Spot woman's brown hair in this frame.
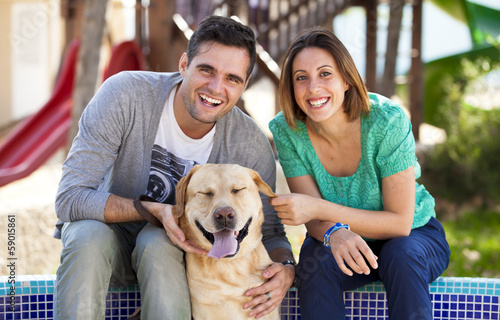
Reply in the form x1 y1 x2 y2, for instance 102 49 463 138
279 27 370 128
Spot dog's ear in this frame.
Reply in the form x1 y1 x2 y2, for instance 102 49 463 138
247 168 277 198
172 165 200 218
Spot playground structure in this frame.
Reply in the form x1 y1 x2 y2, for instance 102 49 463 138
0 40 146 187
0 0 498 187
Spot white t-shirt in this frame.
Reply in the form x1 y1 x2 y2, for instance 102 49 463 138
145 85 215 204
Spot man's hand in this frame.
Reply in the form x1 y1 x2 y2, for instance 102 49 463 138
148 202 206 255
329 228 378 276
242 262 295 319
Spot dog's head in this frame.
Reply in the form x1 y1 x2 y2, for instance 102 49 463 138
173 164 276 259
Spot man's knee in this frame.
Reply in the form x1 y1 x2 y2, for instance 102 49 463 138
61 220 118 261
134 224 185 266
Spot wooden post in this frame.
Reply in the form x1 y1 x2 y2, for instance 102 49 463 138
380 0 404 97
61 0 85 47
365 0 378 92
68 0 109 148
147 0 176 71
135 0 142 44
409 0 422 141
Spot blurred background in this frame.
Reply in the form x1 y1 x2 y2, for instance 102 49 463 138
0 0 499 278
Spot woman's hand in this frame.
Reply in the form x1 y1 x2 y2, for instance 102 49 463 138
269 193 318 225
329 228 378 276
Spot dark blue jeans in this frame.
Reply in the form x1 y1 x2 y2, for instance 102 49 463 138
296 217 450 320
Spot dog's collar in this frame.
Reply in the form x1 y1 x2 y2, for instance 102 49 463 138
134 195 163 228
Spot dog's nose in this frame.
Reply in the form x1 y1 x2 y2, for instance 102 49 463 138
213 206 235 226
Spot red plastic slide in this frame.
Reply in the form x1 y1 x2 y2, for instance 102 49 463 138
0 40 146 187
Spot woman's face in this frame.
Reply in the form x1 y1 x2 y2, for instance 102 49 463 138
292 47 349 124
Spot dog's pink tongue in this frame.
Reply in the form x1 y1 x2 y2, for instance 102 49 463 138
208 230 237 259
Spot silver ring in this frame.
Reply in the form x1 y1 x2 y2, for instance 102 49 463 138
265 292 271 301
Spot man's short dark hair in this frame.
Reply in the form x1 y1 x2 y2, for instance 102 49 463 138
187 15 257 80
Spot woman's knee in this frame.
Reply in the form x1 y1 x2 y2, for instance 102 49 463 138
297 237 339 288
378 237 429 282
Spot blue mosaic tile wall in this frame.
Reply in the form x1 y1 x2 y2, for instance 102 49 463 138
0 275 499 320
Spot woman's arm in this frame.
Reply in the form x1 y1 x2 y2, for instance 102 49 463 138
271 165 415 241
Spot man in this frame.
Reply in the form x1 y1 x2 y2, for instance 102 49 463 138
54 15 295 319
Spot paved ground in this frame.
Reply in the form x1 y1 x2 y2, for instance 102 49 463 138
0 151 64 276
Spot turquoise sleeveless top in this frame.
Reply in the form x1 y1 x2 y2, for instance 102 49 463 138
269 93 435 230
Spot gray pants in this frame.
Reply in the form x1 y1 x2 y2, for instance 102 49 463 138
54 220 191 319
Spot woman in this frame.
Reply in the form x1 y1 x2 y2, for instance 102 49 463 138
268 27 450 319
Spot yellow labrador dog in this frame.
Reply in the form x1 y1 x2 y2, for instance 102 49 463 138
172 164 280 320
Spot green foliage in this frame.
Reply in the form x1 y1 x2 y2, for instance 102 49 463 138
422 49 500 278
422 55 500 207
441 209 500 278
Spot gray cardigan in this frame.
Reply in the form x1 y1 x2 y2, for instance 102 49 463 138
55 71 291 253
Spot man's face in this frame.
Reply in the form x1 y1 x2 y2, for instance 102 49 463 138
178 42 251 125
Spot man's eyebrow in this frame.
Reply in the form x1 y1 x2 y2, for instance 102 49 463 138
196 63 215 71
196 63 245 84
227 73 245 84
